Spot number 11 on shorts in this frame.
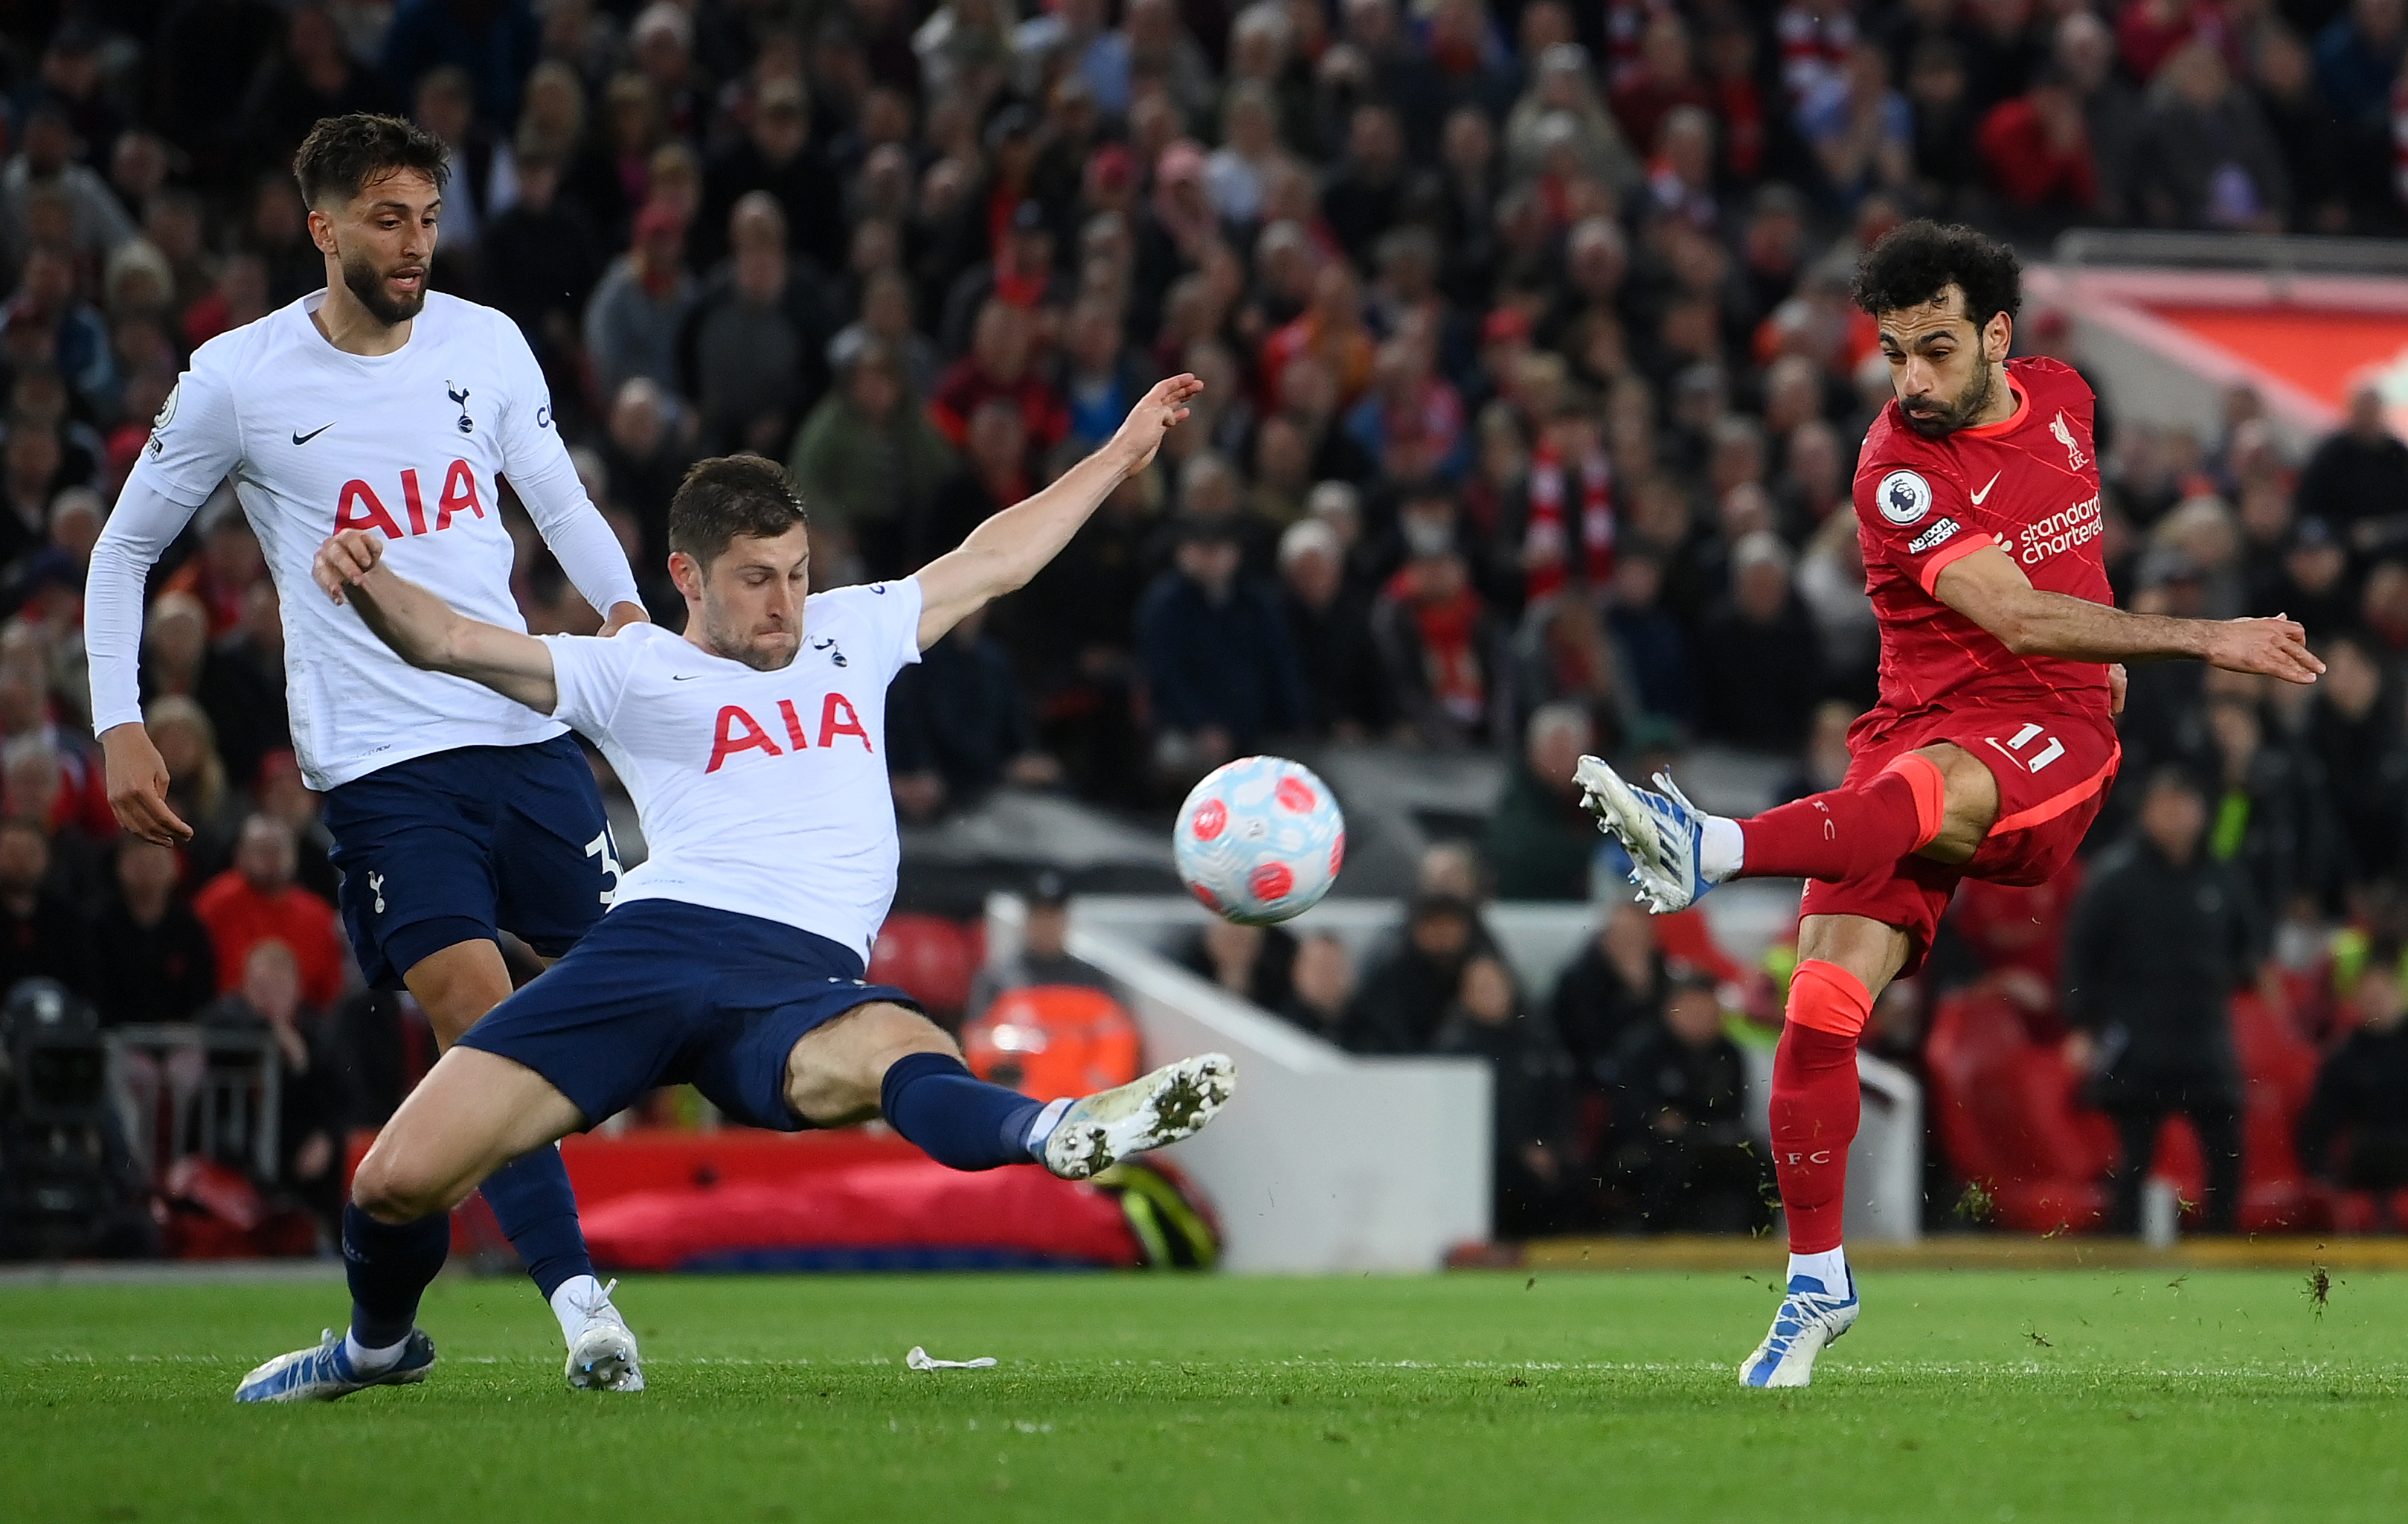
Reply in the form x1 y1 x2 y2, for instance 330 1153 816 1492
1989 723 2064 773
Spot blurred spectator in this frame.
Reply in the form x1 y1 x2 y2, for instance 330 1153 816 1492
0 819 91 997
196 583 289 797
1 107 138 274
586 203 699 403
1277 930 1356 1046
481 146 606 397
1482 702 1596 902
696 77 846 275
1799 39 1913 208
2130 39 2287 231
382 0 542 131
1372 537 1503 751
196 939 347 1234
1549 896 1665 1090
1180 916 1297 1013
240 4 401 177
965 871 1114 1023
1695 531 1824 752
1276 517 1389 740
193 815 345 1014
2297 387 2408 555
2249 516 2353 639
931 299 1070 455
1349 891 1482 1053
255 751 339 909
1976 66 2099 228
679 193 835 457
789 339 957 578
2064 766 2259 1235
1435 952 1577 1237
1136 516 1309 779
1605 551 1698 730
887 605 1060 822
2305 635 2408 889
1608 962 1767 1233
2313 0 2407 214
2200 691 2334 915
143 698 244 874
2296 958 2408 1220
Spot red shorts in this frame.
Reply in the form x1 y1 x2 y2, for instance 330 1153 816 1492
1798 704 2121 975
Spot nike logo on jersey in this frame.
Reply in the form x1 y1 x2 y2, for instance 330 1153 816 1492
671 673 700 681
293 423 334 446
1969 472 2000 505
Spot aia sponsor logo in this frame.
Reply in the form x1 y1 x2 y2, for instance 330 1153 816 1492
335 461 487 539
704 694 873 772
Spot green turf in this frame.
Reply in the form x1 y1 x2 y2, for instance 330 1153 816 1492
2 1268 2402 1522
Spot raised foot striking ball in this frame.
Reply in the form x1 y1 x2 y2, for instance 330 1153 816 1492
1172 756 1345 926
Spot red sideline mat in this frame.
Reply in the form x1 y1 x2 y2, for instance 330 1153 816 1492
575 1158 1146 1272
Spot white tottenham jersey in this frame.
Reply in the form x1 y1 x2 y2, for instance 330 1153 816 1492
543 579 925 962
104 290 638 790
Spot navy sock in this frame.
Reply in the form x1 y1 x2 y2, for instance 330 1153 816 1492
478 1145 593 1301
342 1203 450 1349
879 1051 1044 1171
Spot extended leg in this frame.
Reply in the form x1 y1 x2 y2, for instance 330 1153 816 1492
1739 913 1908 1390
405 938 634 1386
786 1002 1235 1179
235 1048 582 1403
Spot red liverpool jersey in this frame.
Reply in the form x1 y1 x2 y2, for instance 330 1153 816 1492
1850 356 2114 727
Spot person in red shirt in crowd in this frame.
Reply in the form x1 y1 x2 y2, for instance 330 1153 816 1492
193 813 345 1014
1258 261 1375 413
930 298 1069 455
1977 67 2100 217
1614 13 1715 157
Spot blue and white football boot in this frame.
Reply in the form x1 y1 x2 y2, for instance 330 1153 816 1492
234 1328 436 1403
1739 1271 1860 1389
1573 756 1714 913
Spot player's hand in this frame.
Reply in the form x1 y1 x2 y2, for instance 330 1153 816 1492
2107 662 2127 716
1111 373 1203 476
600 601 650 637
2203 615 2324 685
100 723 193 845
312 529 386 605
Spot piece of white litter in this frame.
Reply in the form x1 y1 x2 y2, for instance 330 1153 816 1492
905 1346 997 1371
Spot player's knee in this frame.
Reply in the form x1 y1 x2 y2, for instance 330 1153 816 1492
350 1149 449 1224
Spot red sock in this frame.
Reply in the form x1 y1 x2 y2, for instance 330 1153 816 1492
1770 960 1873 1255
1737 754 1945 882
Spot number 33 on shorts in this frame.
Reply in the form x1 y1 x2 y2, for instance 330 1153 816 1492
1985 723 2065 774
585 827 624 905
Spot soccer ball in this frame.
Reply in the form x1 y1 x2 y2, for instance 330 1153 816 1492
1172 756 1345 925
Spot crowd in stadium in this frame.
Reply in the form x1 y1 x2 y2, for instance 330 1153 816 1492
4 0 2408 1245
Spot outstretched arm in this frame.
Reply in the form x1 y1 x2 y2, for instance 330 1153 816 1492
1934 543 2323 683
914 374 1201 650
312 531 560 713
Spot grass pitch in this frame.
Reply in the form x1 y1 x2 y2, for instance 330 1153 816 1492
2 1267 2401 1522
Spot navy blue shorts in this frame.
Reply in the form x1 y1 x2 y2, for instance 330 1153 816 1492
324 734 617 988
455 899 922 1130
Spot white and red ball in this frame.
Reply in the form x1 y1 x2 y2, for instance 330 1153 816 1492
1172 756 1345 925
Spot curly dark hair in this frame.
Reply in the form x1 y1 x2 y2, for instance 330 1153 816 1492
292 113 451 209
670 455 809 571
1851 220 2023 333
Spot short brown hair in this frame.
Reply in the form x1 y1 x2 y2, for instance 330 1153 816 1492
292 113 451 209
668 455 809 570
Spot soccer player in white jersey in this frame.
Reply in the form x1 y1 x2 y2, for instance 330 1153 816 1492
231 375 1233 1402
87 115 650 1391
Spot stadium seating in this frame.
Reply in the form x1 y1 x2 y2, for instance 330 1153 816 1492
1926 987 2112 1232
866 915 985 1020
1928 987 2329 1234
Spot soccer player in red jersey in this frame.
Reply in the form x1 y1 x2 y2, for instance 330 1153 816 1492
1576 221 2323 1388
